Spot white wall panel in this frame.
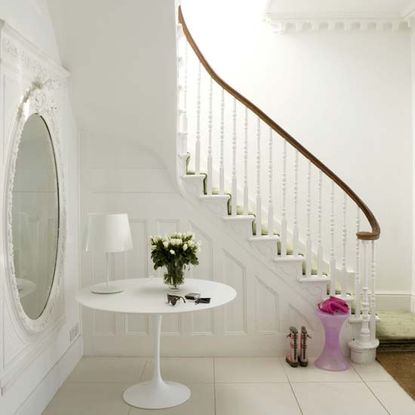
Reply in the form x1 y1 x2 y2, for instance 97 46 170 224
223 250 247 335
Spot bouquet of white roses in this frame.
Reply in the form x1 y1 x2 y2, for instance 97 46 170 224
150 232 200 288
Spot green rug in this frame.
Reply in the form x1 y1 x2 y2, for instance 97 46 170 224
377 311 415 341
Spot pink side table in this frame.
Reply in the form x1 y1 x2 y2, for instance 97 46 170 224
315 309 349 371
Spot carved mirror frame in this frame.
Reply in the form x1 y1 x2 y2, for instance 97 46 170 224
4 80 66 334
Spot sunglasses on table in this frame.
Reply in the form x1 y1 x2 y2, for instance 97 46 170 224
167 294 186 306
167 293 211 306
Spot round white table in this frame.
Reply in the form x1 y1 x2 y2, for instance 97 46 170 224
76 277 236 409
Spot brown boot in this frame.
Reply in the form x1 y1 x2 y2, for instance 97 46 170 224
299 326 311 367
286 326 299 367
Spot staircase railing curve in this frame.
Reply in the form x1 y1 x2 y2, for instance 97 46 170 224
176 5 381 361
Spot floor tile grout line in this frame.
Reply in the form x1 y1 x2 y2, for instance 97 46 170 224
213 357 217 415
280 357 304 414
350 364 392 415
287 380 304 415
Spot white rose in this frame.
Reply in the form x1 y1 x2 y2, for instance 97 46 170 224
170 249 175 255
163 241 169 248
183 244 188 251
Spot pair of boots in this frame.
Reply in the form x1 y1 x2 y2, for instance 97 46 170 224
286 326 311 367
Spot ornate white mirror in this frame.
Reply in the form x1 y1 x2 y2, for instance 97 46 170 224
12 113 59 319
5 82 65 332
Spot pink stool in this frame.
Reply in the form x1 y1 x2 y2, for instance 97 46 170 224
315 309 349 371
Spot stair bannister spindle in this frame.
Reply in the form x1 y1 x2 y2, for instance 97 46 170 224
256 118 262 236
293 150 299 256
219 88 225 194
354 207 361 319
359 240 371 344
370 241 377 342
268 128 274 236
281 140 288 256
341 193 348 299
243 107 249 215
179 41 188 154
195 60 201 175
231 98 238 215
329 181 336 295
207 77 213 194
305 161 312 277
316 170 323 276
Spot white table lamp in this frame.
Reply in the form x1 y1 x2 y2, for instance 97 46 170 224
85 213 133 294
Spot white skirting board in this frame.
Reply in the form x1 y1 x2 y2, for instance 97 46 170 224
15 337 83 415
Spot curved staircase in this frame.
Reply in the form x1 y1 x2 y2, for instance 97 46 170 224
176 6 381 364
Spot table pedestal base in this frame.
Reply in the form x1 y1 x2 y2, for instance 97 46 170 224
123 314 191 409
123 380 190 409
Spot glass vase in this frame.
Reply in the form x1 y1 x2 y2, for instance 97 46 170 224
164 263 185 289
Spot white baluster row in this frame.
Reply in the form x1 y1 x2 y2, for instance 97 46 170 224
243 107 249 215
305 161 312 276
195 61 201 175
267 128 274 236
256 118 262 236
317 171 323 276
292 150 299 256
231 98 237 215
219 88 225 194
206 77 213 194
280 140 288 256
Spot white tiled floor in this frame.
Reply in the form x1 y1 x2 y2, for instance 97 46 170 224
43 357 415 415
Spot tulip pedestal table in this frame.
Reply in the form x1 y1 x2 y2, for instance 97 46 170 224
76 277 236 409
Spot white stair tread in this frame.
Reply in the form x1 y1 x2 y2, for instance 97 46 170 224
222 215 255 221
200 194 230 201
249 235 280 242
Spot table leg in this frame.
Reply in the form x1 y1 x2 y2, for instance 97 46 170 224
123 314 191 409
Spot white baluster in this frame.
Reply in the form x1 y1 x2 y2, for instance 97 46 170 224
243 107 249 215
256 118 262 236
341 193 347 298
293 150 299 256
370 241 377 342
183 41 188 153
317 170 323 276
305 161 312 276
268 128 274 236
359 240 371 344
231 98 238 215
281 140 288 256
329 181 336 295
354 208 361 318
219 88 225 194
195 61 201 175
206 77 213 194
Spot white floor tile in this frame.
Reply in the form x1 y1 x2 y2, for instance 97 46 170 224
142 358 214 384
367 381 415 415
214 357 288 383
68 357 147 383
281 358 361 382
128 383 214 415
43 382 130 415
292 382 388 415
352 361 393 382
215 383 301 415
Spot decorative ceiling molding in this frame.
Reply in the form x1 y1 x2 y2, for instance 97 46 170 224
264 0 415 34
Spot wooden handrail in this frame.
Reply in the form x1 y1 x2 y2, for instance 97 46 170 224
178 6 380 241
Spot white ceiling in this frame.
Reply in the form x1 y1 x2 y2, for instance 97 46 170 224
266 0 415 18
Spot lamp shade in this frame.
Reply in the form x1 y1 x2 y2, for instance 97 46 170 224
85 213 133 253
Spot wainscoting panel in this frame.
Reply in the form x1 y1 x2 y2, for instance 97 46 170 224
81 135 329 357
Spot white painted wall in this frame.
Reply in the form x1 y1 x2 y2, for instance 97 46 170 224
0 1 81 414
181 0 413 301
47 0 178 179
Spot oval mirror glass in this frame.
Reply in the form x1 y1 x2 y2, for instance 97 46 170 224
12 114 59 320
